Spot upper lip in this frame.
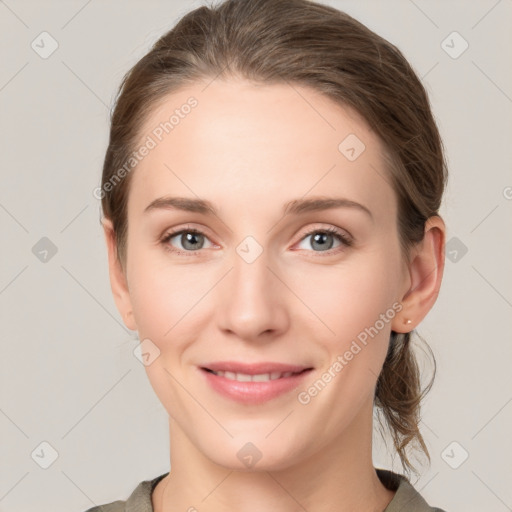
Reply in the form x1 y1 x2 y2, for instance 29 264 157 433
201 361 313 375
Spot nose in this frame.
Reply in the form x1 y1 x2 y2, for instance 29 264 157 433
215 243 290 342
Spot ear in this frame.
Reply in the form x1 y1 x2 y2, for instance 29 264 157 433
391 215 446 333
101 218 138 331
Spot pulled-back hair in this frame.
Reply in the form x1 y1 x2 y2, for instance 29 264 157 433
100 0 448 476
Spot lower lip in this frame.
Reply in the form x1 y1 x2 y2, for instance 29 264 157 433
200 368 313 405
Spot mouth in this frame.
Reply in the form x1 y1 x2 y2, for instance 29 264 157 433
199 365 314 405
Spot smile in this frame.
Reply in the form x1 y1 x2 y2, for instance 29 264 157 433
200 367 313 404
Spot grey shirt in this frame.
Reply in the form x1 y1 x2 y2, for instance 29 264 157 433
83 468 447 512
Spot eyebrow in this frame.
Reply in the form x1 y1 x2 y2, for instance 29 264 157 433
143 195 373 220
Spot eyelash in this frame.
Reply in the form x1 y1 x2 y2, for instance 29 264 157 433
160 225 353 257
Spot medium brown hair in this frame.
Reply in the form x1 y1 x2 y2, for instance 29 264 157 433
100 0 447 476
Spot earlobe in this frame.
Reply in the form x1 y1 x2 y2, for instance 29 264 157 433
392 216 446 333
101 218 138 332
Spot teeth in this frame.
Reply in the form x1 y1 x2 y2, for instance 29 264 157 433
211 370 297 381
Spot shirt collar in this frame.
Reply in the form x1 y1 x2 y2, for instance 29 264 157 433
123 469 438 512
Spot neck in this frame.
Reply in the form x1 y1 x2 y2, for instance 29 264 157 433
153 401 395 512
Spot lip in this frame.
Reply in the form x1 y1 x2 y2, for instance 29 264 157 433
198 361 314 405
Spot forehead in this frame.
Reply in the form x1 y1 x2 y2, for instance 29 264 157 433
127 78 396 223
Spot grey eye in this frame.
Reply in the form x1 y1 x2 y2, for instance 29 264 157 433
166 230 214 251
297 230 344 252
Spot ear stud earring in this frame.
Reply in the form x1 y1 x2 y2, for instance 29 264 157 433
404 319 412 325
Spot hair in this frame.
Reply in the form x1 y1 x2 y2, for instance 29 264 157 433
100 0 448 476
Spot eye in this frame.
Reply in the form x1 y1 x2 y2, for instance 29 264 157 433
160 225 353 256
296 226 352 253
161 227 215 255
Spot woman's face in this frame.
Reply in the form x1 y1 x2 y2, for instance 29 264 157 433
114 78 412 470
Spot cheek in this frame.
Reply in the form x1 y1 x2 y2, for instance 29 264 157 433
126 254 206 412
126 251 188 342
289 252 401 342
126 250 216 361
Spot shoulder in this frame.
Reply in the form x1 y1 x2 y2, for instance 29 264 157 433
376 468 448 512
81 472 169 512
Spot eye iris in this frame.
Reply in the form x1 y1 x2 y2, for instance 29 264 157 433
311 232 334 251
182 232 203 250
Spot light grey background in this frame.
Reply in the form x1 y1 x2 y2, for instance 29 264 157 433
1 1 511 511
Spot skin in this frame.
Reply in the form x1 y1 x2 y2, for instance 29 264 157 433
102 78 445 512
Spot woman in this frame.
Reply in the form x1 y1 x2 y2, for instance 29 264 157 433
89 0 448 510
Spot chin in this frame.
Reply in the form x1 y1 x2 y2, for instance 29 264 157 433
204 437 304 473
